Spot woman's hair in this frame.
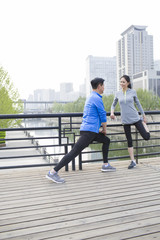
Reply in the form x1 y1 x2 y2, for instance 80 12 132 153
120 75 132 89
90 77 105 89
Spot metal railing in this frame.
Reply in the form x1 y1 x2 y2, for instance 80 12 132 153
0 111 160 170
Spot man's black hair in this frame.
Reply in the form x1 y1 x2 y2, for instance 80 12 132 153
90 77 105 89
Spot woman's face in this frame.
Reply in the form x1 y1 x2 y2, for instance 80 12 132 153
120 77 129 90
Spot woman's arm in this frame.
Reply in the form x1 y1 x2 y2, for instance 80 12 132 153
134 90 146 121
110 95 118 119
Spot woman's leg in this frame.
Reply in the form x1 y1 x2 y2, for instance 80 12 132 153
135 120 150 140
123 125 136 168
123 124 134 159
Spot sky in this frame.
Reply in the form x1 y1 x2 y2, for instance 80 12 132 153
0 0 160 99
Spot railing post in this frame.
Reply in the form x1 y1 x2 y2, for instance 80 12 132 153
58 116 62 145
135 127 138 164
65 145 69 171
79 153 82 170
71 144 76 171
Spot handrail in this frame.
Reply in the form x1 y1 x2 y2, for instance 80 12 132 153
0 111 160 170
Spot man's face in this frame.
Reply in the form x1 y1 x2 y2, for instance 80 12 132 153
98 83 104 94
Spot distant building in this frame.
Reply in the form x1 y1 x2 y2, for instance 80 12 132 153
79 83 86 97
60 83 73 94
58 83 79 102
86 55 117 96
34 89 55 101
154 60 160 71
133 70 160 97
117 25 154 90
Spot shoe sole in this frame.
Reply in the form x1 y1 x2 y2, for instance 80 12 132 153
46 175 65 184
128 165 136 169
101 169 116 172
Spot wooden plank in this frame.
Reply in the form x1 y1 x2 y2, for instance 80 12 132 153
0 158 160 240
85 225 160 240
1 216 160 239
122 232 160 240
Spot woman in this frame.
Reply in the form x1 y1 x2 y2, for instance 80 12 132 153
110 75 150 169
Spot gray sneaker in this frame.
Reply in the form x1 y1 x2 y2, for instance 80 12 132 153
46 171 65 183
128 160 136 169
101 163 116 172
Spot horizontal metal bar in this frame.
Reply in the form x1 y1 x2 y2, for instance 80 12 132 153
0 137 59 141
0 163 57 169
0 152 66 159
0 127 59 131
0 113 83 119
0 111 160 120
0 144 74 150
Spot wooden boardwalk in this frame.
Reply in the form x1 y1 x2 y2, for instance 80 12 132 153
0 158 160 240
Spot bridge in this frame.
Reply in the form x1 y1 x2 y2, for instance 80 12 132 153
0 112 160 239
15 100 72 113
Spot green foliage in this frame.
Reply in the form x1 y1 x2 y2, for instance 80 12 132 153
0 66 23 128
51 89 160 114
52 97 86 113
136 89 160 110
103 94 120 112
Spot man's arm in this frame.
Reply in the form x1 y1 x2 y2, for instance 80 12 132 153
101 122 107 135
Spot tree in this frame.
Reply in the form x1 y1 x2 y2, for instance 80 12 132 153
136 89 160 110
0 66 23 144
103 94 120 112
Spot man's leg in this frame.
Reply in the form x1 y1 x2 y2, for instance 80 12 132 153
94 132 110 163
46 131 96 183
94 132 116 171
54 131 96 172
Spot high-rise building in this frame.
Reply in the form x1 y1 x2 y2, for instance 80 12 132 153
117 25 154 90
86 55 117 96
60 82 73 94
133 70 160 97
59 82 79 101
154 60 160 71
34 89 55 101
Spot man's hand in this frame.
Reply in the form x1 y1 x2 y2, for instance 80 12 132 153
101 129 107 135
101 122 107 135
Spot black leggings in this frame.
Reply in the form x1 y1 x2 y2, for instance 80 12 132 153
123 120 150 148
54 131 110 172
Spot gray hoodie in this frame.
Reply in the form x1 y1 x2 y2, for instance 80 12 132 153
111 88 144 124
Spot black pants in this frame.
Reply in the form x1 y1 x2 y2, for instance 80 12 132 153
123 120 150 148
54 131 110 172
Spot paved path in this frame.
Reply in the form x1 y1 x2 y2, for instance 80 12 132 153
0 131 46 167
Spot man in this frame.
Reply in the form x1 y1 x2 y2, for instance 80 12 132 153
46 77 116 183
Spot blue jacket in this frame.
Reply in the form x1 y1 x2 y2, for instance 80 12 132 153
80 91 107 133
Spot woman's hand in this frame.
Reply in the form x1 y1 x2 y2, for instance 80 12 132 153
110 113 115 120
143 114 147 123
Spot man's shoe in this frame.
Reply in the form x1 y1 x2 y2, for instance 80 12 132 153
46 171 65 183
101 163 116 172
128 160 136 169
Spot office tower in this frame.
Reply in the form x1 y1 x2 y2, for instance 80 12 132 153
133 70 160 97
34 89 55 101
117 25 154 90
86 55 117 96
154 60 160 71
60 82 73 94
79 83 86 97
